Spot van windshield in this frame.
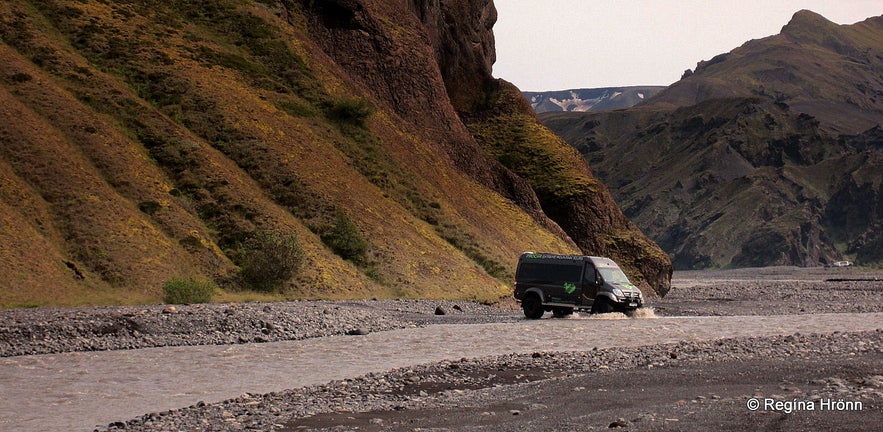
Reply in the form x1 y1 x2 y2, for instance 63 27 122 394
599 267 630 284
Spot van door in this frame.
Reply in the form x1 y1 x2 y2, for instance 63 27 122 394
580 262 600 305
534 262 582 304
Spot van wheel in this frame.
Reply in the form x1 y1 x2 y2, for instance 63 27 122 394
522 294 544 319
552 307 574 317
591 296 614 314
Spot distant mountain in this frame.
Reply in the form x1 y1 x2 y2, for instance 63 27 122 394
524 87 665 113
0 0 670 306
542 10 883 270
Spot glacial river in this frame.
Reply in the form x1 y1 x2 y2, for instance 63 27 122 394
1 312 882 431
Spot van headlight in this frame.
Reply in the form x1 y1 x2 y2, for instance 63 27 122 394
612 288 624 299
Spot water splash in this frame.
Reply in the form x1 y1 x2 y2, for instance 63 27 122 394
627 307 659 319
563 307 658 320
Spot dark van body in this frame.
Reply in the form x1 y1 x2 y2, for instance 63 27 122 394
513 252 643 319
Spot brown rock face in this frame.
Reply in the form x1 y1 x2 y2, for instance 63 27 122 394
304 0 671 295
300 0 672 295
409 0 498 113
297 0 571 241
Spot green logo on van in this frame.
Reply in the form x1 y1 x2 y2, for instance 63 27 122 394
563 282 576 294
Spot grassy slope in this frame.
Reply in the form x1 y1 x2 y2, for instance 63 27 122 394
0 0 574 306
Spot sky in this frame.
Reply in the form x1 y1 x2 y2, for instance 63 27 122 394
492 0 883 91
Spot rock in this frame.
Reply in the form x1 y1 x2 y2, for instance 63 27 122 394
347 328 370 336
435 306 447 315
162 306 177 314
609 418 631 428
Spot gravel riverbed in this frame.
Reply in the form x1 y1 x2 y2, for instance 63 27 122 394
4 267 882 358
2 267 882 431
0 300 515 357
102 331 883 431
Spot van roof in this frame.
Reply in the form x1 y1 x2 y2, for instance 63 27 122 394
520 252 620 268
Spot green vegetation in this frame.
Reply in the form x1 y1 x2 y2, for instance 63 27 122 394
326 97 374 127
321 211 369 264
437 224 509 281
162 277 216 304
465 85 598 205
237 230 304 292
0 0 616 306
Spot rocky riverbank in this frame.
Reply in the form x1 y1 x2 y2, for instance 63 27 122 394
101 330 883 431
0 300 516 357
4 267 883 357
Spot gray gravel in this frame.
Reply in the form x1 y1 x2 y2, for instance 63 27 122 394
3 267 882 431
655 267 883 316
5 266 881 357
0 300 516 357
98 330 883 431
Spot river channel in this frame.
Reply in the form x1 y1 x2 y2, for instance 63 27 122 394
1 312 882 431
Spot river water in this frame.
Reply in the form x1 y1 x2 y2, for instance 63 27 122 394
1 312 882 431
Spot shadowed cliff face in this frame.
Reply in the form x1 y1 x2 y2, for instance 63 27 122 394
409 0 497 113
424 1 671 294
296 0 569 241
463 81 673 295
299 0 671 295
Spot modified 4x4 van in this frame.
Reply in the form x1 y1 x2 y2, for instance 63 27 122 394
513 252 643 319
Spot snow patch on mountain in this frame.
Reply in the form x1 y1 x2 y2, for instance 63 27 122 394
524 86 665 113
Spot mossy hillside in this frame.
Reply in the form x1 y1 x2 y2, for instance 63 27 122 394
466 84 600 206
0 0 579 306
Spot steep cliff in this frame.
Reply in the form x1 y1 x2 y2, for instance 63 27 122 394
299 0 671 294
0 0 670 306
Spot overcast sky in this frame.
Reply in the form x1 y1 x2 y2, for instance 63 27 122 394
493 1 882 91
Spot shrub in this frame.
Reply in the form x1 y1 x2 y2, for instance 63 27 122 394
162 277 216 304
321 211 369 264
11 72 33 83
138 200 162 215
238 230 304 292
326 97 373 127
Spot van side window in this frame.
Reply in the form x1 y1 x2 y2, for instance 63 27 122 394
517 263 582 283
583 264 598 285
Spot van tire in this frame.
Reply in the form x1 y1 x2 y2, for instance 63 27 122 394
552 307 574 317
591 296 614 314
522 294 544 319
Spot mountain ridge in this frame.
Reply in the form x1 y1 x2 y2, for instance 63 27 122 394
542 10 883 270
